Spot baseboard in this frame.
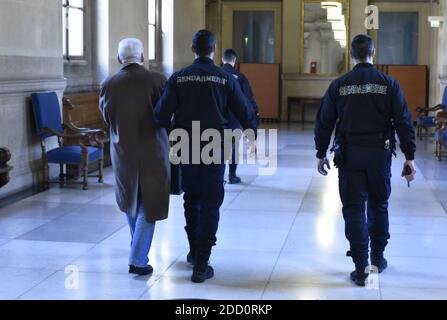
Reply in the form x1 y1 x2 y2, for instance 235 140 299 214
0 185 44 209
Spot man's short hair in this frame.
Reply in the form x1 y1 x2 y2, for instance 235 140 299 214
192 30 216 57
351 34 375 61
223 49 237 62
118 38 144 64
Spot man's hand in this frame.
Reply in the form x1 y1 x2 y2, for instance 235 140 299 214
317 158 331 176
402 160 416 183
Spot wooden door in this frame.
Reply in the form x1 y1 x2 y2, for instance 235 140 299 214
240 63 280 120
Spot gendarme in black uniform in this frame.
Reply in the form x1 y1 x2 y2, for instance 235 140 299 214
315 38 416 285
221 63 260 130
156 60 254 132
221 61 260 183
154 30 256 283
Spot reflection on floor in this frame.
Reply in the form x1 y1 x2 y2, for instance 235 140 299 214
0 124 446 300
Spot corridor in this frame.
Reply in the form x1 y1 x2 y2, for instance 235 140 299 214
0 124 445 300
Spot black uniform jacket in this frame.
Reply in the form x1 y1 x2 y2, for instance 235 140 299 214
221 63 260 130
154 57 256 133
315 63 416 160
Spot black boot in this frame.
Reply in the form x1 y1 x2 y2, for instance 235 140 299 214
350 268 369 287
192 265 215 283
371 252 388 274
229 175 242 185
346 250 369 286
129 265 154 276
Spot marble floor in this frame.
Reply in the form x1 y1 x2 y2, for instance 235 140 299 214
0 124 446 300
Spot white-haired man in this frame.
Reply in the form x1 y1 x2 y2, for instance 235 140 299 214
99 38 171 276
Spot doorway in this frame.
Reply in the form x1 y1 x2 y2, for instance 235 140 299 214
221 1 282 120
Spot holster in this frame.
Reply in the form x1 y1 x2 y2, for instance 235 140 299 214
331 136 345 169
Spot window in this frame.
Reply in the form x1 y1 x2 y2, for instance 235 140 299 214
233 11 276 64
62 0 85 60
377 12 419 65
148 0 163 64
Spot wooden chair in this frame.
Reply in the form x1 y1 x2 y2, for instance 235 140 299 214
435 112 447 161
416 87 447 139
31 92 106 190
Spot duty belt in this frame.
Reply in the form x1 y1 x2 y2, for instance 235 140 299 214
345 133 397 156
344 132 393 151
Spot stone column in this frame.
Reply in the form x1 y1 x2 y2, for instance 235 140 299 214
173 0 206 71
91 0 150 83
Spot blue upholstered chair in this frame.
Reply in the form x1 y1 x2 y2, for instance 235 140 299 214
435 112 447 161
416 87 447 138
31 92 105 190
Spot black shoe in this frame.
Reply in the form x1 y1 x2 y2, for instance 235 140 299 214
229 176 242 184
350 269 369 287
191 265 215 283
371 256 388 274
129 265 154 276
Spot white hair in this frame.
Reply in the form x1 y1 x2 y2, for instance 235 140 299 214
118 38 144 65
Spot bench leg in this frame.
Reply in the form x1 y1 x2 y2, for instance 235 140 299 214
82 150 89 191
59 164 65 187
98 159 104 183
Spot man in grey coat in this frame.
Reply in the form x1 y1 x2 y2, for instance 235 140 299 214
99 38 170 276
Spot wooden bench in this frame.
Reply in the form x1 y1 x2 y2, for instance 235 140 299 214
62 92 111 177
63 92 108 133
287 96 322 123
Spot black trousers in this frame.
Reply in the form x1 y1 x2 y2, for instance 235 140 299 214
181 161 225 269
339 144 392 269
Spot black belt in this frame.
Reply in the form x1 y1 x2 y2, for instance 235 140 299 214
345 132 384 138
344 132 388 148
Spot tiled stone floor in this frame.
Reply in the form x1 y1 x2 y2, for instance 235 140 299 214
0 124 446 300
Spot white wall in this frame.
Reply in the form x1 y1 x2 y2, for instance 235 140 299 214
0 0 63 80
0 0 66 199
